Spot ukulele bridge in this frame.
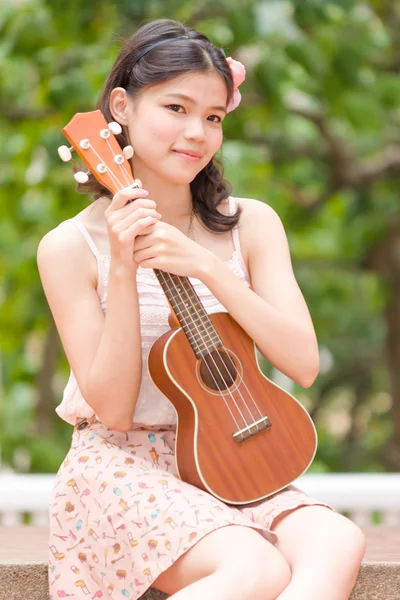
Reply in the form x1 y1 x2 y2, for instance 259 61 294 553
233 416 272 443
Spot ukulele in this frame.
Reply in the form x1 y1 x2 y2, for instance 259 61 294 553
59 109 318 505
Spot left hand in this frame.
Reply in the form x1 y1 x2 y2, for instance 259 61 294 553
133 220 216 278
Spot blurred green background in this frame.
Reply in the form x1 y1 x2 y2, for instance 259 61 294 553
1 0 399 475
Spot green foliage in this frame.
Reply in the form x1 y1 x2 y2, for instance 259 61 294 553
1 0 399 474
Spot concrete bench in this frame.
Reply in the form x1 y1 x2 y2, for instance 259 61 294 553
0 526 399 600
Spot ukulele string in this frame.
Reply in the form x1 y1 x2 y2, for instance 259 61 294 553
164 272 264 428
100 135 264 431
85 141 131 190
157 270 247 430
173 275 264 422
159 271 266 431
104 138 132 187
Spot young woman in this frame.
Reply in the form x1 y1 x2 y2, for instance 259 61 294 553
38 18 365 600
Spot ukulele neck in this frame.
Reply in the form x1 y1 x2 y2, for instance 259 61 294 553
154 270 223 358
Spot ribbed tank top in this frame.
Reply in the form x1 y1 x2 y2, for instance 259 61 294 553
55 197 251 426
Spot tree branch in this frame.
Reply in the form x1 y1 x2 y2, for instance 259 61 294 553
0 103 53 122
247 135 322 162
286 103 361 188
273 99 400 210
358 145 400 184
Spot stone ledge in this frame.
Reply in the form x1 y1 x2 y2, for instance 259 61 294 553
352 563 400 600
1 526 399 599
0 563 167 600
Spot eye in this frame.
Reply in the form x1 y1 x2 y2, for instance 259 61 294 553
166 104 223 123
208 115 223 123
167 104 184 113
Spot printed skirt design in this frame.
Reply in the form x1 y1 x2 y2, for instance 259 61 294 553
48 420 332 599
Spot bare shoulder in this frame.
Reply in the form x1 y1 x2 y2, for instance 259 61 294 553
38 216 92 257
231 196 285 261
234 196 282 227
37 220 97 288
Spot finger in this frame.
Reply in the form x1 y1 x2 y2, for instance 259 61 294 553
111 208 161 232
107 201 160 228
115 200 161 223
121 197 159 213
133 246 155 263
133 227 156 252
136 257 165 271
133 221 158 236
124 178 143 206
107 180 149 211
118 216 159 243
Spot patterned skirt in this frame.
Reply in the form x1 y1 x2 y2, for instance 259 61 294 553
48 417 332 599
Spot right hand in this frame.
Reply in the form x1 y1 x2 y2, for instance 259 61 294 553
104 179 162 269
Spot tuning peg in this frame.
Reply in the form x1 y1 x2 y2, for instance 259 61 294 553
74 171 89 184
108 121 122 135
58 145 73 162
123 145 134 159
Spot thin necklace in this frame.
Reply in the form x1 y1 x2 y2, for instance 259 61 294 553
188 209 195 240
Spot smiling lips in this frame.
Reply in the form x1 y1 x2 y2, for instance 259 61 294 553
173 149 203 160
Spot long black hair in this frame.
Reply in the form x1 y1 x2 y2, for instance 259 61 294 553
78 18 240 232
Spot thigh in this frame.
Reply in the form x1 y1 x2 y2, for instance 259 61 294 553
153 525 290 596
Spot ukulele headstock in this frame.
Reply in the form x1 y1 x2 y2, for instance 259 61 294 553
58 110 134 194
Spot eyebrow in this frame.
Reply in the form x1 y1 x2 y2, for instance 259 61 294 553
163 93 227 114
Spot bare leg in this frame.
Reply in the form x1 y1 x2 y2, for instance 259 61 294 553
153 525 291 600
272 506 366 600
167 570 270 600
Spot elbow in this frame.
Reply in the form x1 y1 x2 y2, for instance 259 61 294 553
85 374 138 433
96 410 134 433
85 390 136 433
298 371 318 388
297 352 320 388
107 419 133 433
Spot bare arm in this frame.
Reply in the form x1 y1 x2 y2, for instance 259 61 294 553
37 184 161 431
37 226 142 431
199 199 320 387
86 259 143 429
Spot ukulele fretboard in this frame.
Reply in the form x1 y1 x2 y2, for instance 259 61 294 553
154 270 223 358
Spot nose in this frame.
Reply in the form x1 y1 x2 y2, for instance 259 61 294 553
183 117 207 142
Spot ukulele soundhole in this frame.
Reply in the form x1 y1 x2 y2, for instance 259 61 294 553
199 350 238 391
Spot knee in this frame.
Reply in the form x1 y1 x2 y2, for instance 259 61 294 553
227 551 291 599
325 515 366 572
339 519 366 567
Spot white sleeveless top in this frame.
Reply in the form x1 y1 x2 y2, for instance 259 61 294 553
55 197 251 427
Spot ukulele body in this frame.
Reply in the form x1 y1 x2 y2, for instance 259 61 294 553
148 311 317 505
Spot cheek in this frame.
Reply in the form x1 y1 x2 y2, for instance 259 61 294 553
208 129 223 156
214 128 223 148
146 117 176 143
128 112 174 149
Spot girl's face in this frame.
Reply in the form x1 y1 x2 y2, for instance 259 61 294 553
123 71 228 184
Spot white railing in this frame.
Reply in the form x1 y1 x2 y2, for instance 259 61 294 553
0 472 399 527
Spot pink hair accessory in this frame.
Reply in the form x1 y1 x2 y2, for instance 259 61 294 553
226 57 246 113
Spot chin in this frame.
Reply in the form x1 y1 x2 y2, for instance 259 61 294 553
164 169 204 185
